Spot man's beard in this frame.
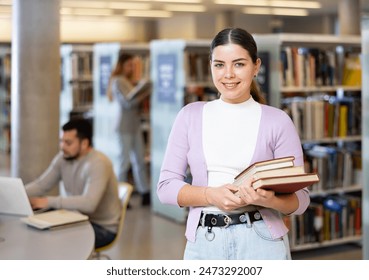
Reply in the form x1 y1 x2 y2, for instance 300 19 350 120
63 152 80 161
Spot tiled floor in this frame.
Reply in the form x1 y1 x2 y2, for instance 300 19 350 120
0 152 363 260
104 194 187 260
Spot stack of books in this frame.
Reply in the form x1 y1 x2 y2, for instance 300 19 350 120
233 156 319 194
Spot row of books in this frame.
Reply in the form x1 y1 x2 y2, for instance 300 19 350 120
71 84 93 109
0 77 10 98
280 47 361 88
303 143 361 192
185 52 212 83
286 194 361 246
0 122 10 153
283 94 361 140
0 53 11 78
70 52 93 79
0 53 11 153
0 100 10 122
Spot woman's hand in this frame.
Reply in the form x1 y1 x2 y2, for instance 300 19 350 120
236 177 300 215
206 184 248 211
237 177 276 209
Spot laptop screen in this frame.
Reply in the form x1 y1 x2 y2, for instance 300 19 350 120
0 176 34 216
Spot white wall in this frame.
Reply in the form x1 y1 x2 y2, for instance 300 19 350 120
283 14 336 34
233 14 275 34
194 14 217 39
157 14 198 40
155 13 289 41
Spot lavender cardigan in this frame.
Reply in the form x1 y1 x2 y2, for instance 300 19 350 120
157 101 310 242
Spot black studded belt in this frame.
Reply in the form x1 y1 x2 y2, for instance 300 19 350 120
199 211 263 228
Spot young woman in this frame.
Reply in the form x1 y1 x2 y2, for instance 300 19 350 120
157 28 310 259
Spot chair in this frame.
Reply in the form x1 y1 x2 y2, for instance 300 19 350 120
91 182 133 260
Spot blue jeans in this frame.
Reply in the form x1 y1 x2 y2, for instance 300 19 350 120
184 219 290 260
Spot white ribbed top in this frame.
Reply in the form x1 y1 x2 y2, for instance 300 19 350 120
202 97 261 213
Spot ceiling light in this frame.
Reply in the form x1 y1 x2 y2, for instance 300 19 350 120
74 8 112 16
60 7 72 15
61 14 129 22
0 0 12 5
271 1 320 8
107 3 151 10
124 10 173 18
164 4 206 12
152 0 202 3
62 1 107 9
61 8 113 17
215 0 320 9
243 7 309 16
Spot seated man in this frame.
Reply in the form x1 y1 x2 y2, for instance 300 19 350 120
26 118 121 249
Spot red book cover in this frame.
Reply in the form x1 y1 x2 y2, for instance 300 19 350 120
252 173 319 194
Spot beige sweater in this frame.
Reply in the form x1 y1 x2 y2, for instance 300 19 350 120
26 149 121 233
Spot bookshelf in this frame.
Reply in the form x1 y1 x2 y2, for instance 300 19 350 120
93 42 150 179
361 15 369 260
150 39 220 222
254 33 363 251
0 45 11 153
60 44 93 127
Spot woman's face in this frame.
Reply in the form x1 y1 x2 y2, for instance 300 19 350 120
210 43 260 104
122 58 134 79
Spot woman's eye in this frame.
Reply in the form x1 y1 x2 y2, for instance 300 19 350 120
235 62 245 67
213 63 223 68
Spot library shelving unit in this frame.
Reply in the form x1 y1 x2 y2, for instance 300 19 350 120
60 44 93 127
93 42 150 179
0 45 11 153
254 33 363 252
361 15 369 260
150 39 219 222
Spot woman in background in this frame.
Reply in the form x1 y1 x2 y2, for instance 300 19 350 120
107 52 151 206
157 28 310 259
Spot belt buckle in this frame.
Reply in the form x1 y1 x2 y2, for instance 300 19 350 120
223 215 232 228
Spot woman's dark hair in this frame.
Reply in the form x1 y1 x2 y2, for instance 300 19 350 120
210 28 266 104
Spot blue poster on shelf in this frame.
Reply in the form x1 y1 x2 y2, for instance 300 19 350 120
99 55 112 96
157 53 176 103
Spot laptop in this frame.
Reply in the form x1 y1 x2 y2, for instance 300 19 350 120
0 176 33 216
0 176 88 229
